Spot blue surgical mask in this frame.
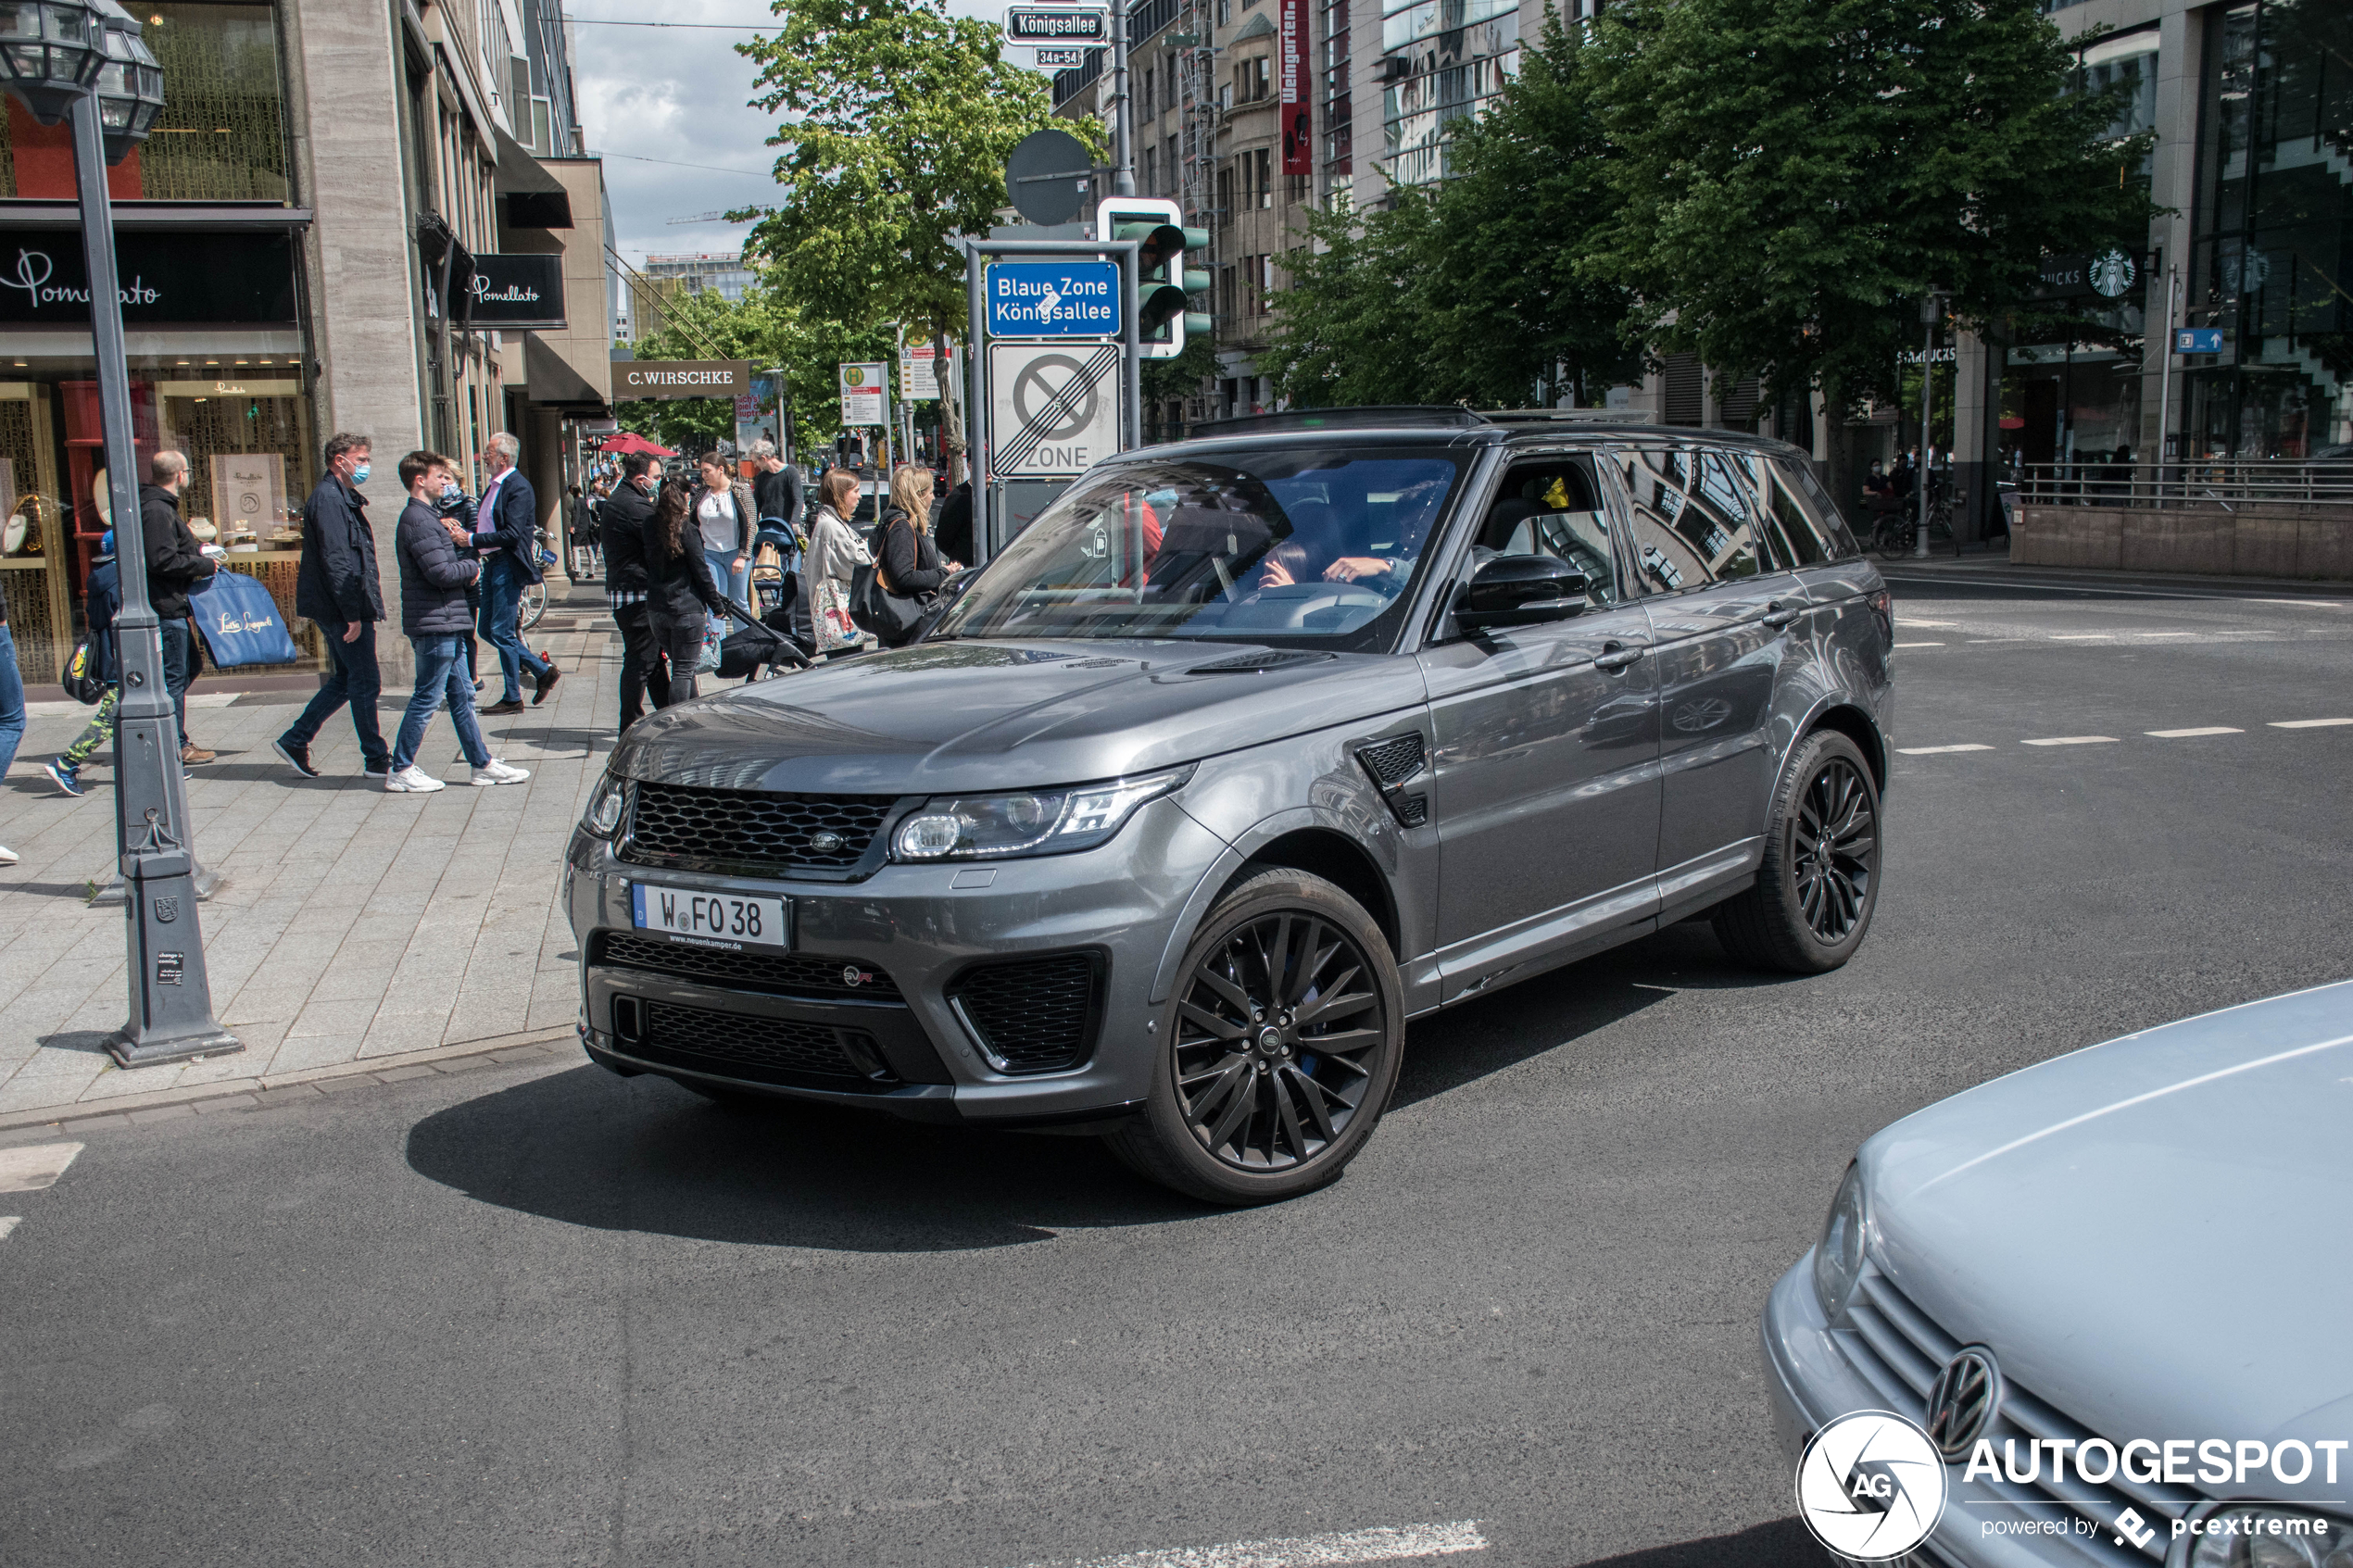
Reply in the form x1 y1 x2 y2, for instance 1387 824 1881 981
351 462 371 485
440 481 459 502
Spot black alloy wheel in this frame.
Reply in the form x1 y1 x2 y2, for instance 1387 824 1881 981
1793 756 1875 941
1107 868 1403 1204
1712 729 1883 974
1175 910 1386 1172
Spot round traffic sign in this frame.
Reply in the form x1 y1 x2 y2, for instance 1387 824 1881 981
1004 128 1094 226
1011 353 1099 441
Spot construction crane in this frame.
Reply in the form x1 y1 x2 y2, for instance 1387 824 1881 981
666 210 750 225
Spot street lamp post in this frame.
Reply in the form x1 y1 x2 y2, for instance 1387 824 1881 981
1915 290 1945 560
0 0 239 1066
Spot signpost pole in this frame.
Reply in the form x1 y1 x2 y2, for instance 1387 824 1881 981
1120 244 1141 450
2157 263 2180 484
1916 293 1939 560
1111 0 1135 198
965 239 990 562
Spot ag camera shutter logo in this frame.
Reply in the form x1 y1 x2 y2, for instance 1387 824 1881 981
1796 1411 1950 1561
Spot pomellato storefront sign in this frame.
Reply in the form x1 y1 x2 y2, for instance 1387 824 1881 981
467 252 565 328
0 230 297 324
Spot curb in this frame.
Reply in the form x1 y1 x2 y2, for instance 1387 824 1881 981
1879 558 2352 596
0 1025 581 1139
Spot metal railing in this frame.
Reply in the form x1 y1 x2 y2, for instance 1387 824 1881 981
2009 458 2353 511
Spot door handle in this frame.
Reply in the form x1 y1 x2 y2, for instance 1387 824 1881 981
1593 643 1644 671
1762 601 1805 629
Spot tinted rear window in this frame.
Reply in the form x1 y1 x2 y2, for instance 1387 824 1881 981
1774 458 1863 561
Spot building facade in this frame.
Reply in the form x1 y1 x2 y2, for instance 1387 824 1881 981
640 251 755 305
0 0 614 692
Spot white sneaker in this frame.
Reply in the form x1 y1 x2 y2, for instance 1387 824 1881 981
384 765 446 793
471 759 531 786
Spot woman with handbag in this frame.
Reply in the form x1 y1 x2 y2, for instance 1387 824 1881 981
870 464 962 649
802 468 872 659
643 478 733 708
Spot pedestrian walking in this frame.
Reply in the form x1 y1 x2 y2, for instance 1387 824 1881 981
643 477 732 709
42 529 121 798
802 468 872 659
601 451 669 732
934 477 974 568
434 470 484 692
872 464 960 649
384 449 528 794
0 567 20 865
275 432 390 779
472 432 559 716
140 450 220 767
749 438 803 546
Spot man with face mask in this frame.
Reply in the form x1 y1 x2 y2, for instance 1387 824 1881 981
277 431 391 779
599 450 668 733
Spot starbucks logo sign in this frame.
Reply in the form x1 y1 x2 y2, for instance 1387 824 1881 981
2089 248 2136 299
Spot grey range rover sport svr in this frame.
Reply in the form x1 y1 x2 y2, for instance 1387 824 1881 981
564 408 1895 1203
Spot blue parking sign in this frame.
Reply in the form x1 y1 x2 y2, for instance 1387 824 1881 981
988 260 1123 338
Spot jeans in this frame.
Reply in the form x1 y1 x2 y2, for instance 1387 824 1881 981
159 618 195 747
613 602 670 732
281 616 388 770
391 635 491 774
60 685 119 770
0 623 24 781
703 546 750 608
645 606 706 709
479 555 551 702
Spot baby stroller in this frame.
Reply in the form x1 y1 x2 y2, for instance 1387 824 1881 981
714 597 814 683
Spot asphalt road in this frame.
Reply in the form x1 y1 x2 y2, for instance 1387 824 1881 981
4 574 2349 1568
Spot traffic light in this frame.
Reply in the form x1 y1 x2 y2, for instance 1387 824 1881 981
1096 196 1211 359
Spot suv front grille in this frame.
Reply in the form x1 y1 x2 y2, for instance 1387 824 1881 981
590 931 901 1000
946 953 1102 1074
635 998 889 1084
1840 1268 2197 1561
622 782 897 878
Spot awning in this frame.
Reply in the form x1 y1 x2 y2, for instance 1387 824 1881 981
492 122 567 196
523 332 609 412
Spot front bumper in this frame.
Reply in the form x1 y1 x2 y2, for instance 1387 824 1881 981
561 797 1229 1124
1762 1255 2145 1568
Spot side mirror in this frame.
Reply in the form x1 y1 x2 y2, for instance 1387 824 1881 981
1455 554 1590 632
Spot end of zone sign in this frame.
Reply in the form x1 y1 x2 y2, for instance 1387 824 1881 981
988 259 1122 338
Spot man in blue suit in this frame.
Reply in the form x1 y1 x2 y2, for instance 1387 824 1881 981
472 431 560 714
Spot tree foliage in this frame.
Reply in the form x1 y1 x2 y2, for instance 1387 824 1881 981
615 281 892 456
1584 0 2158 412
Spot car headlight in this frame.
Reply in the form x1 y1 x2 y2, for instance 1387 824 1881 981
892 766 1193 862
1813 1161 1869 1323
2189 1508 2353 1568
581 773 628 838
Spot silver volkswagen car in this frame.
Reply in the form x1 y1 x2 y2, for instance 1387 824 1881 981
564 409 1895 1202
1764 979 2353 1568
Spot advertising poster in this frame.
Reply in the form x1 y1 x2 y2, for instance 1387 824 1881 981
1280 0 1312 175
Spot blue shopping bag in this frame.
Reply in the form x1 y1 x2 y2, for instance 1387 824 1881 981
188 569 302 668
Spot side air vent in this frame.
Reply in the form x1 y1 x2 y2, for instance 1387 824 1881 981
1354 733 1429 828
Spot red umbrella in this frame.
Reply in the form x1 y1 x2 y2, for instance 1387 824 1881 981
598 431 676 457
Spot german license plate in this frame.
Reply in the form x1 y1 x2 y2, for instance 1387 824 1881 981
629 884 790 952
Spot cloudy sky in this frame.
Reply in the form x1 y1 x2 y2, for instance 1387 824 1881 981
568 0 1031 270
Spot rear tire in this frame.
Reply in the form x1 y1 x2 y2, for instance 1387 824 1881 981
1105 869 1404 1205
1713 730 1881 974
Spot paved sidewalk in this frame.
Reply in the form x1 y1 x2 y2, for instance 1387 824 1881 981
0 599 623 1118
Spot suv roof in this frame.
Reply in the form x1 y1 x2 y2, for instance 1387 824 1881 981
1176 405 1811 459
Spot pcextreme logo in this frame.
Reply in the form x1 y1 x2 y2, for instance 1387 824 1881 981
1797 1411 1949 1561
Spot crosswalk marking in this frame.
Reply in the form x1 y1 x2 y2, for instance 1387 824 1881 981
2050 633 2114 640
0 1142 82 1194
1898 744 1994 755
2022 735 2120 746
1894 641 1944 648
1006 1523 1489 1568
2146 727 2243 738
2269 718 2353 729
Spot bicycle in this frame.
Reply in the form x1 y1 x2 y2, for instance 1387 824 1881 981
1869 483 1958 559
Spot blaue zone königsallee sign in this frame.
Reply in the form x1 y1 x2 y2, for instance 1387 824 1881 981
467 253 565 328
986 259 1122 338
0 230 296 323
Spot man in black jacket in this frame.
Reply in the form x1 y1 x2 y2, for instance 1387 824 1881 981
140 450 219 766
275 431 391 779
600 452 668 732
934 479 974 568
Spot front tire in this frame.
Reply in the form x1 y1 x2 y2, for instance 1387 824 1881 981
1713 730 1881 973
1106 869 1404 1205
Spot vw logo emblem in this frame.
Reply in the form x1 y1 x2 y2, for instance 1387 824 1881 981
1924 1346 2003 1461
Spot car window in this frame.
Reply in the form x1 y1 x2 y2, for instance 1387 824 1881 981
1460 460 1621 608
1615 444 1771 594
1755 458 1826 568
1773 458 1863 561
934 446 1471 650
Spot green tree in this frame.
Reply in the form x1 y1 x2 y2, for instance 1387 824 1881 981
1585 0 2157 445
1259 194 1446 407
736 0 1077 476
616 280 892 458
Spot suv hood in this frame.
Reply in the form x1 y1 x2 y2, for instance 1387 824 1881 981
1860 981 2353 1486
612 639 1428 795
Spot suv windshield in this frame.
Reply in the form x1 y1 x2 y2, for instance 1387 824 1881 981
934 445 1471 649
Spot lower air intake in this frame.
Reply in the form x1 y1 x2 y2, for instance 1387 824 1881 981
947 953 1103 1074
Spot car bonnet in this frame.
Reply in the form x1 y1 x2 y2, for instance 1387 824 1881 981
1857 980 2353 1486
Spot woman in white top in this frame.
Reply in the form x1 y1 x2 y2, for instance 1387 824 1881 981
694 453 757 610
802 468 872 657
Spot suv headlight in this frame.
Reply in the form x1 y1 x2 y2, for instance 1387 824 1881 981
581 773 628 838
2188 1508 2353 1568
892 766 1193 862
1813 1161 1869 1323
